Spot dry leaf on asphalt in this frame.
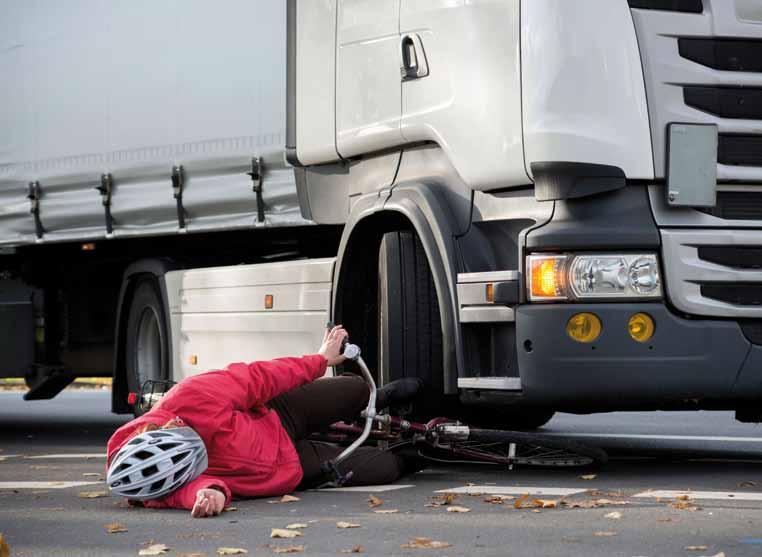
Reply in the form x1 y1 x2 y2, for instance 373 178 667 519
105 522 128 534
593 531 617 537
579 474 597 480
272 546 304 554
373 509 399 514
685 546 709 551
82 473 102 478
604 511 623 520
223 507 238 512
431 493 457 506
400 538 452 550
533 499 558 509
268 494 300 504
484 495 514 504
738 481 757 488
670 499 700 511
514 494 532 509
285 524 308 530
139 544 171 556
0 533 9 557
368 495 383 508
340 546 365 554
336 521 361 529
271 529 302 539
216 548 249 555
78 490 108 498
446 506 471 513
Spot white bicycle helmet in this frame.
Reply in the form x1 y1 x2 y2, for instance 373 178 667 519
107 426 208 501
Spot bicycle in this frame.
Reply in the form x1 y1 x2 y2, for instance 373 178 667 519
311 343 607 486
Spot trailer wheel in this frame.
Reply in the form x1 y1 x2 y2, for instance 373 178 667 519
378 230 446 415
125 278 169 416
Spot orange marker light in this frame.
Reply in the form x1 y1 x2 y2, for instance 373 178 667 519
81 242 96 251
485 283 494 303
529 256 567 300
265 294 273 309
188 355 198 365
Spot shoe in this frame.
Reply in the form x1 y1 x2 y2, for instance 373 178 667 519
376 377 424 410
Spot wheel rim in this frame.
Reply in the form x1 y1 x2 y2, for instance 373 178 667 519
135 306 164 387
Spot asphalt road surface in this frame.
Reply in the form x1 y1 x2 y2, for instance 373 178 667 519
2 391 762 556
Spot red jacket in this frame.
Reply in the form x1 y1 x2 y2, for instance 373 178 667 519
106 354 327 510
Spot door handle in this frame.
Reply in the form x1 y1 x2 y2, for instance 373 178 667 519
400 34 429 81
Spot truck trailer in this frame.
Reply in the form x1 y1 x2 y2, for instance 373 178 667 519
2 0 762 427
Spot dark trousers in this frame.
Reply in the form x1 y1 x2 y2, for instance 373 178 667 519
267 375 407 488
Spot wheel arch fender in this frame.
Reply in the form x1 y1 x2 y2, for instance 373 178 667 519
333 182 464 394
111 258 177 413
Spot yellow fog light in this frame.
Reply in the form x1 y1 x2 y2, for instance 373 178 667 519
628 313 655 343
566 313 602 343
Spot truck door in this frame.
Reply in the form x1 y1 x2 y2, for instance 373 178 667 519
336 0 402 158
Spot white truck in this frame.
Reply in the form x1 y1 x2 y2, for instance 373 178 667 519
2 0 762 426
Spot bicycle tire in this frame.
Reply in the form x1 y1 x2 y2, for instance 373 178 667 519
446 429 607 468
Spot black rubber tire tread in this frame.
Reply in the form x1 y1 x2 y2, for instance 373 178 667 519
125 278 169 417
467 428 608 466
378 230 445 414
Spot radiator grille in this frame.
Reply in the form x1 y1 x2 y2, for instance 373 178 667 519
697 192 762 220
684 87 762 120
679 38 762 73
698 245 762 269
719 135 762 167
701 284 762 306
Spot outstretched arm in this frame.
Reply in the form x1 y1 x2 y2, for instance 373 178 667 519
181 326 349 410
143 475 232 515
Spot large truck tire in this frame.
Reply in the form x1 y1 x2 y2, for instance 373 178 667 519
378 230 447 416
125 278 169 417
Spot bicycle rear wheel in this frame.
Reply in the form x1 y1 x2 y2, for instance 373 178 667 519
443 429 607 468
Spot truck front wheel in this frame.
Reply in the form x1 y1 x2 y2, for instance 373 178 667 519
125 278 169 416
377 230 447 416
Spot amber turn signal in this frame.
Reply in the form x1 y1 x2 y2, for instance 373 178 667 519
528 255 568 301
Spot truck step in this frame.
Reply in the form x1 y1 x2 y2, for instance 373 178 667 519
23 367 75 401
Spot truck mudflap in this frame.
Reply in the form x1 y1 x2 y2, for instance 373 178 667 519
514 303 756 410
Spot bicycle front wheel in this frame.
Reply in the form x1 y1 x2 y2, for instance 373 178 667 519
449 429 608 468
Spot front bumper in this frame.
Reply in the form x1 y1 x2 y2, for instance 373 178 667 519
514 303 761 411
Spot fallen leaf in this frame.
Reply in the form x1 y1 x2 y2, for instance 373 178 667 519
82 473 102 478
657 517 675 522
604 511 623 520
367 495 383 508
139 544 171 556
216 548 249 555
579 474 597 480
533 499 558 509
269 495 300 504
223 507 238 513
685 546 709 551
432 493 457 506
105 522 128 534
177 553 205 557
514 494 531 509
78 491 108 499
400 538 451 550
739 481 757 488
676 494 691 501
446 506 471 513
373 509 399 514
594 531 617 537
0 533 9 557
340 546 364 554
484 495 514 504
336 521 361 529
531 509 542 513
670 499 701 511
285 524 308 530
272 546 303 554
270 529 302 539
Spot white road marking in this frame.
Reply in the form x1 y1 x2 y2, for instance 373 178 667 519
0 481 101 489
634 490 762 501
556 433 762 443
435 486 588 496
313 485 414 493
25 453 106 459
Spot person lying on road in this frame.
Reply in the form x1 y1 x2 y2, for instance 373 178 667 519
105 325 423 518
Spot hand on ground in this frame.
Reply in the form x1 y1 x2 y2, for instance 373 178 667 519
319 325 349 367
191 488 226 518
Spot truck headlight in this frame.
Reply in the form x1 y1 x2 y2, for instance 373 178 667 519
527 253 662 302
